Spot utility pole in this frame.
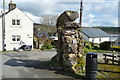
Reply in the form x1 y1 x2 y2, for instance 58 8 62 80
79 0 83 27
2 0 5 51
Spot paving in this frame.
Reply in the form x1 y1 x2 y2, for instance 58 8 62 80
0 50 82 79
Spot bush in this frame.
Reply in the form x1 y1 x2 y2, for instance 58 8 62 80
93 46 99 50
51 40 57 47
84 47 89 53
111 46 120 52
100 42 111 50
85 45 93 49
41 44 54 50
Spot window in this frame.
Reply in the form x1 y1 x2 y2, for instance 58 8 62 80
99 38 101 42
92 38 94 43
12 35 21 41
12 19 21 25
17 20 20 25
12 20 15 25
16 36 21 41
12 35 16 41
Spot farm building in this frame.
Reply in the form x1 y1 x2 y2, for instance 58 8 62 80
81 28 110 44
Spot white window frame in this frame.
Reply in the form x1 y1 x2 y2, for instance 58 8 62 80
12 35 21 42
12 19 21 26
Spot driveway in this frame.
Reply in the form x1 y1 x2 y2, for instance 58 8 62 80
1 50 83 79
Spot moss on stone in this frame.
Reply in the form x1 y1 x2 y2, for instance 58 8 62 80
74 57 85 73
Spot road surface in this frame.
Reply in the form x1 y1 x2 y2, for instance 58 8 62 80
0 50 82 79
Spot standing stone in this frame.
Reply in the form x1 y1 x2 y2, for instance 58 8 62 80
51 10 85 73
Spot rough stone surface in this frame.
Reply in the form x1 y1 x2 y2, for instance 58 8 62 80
52 10 85 73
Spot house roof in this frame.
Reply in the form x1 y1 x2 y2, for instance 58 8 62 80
81 28 109 38
109 34 120 37
109 37 118 42
0 11 10 18
116 37 120 42
0 8 33 22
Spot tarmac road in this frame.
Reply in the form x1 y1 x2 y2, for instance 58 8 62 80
1 50 82 79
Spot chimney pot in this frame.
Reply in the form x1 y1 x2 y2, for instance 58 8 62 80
10 1 12 3
8 1 16 11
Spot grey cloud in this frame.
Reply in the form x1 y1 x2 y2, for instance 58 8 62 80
16 2 80 16
17 2 54 16
0 0 118 27
93 2 118 15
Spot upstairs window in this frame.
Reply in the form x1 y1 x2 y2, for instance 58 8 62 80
12 35 21 41
12 19 21 26
17 20 20 25
12 19 15 25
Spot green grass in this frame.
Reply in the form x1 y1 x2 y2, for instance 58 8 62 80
84 47 112 53
98 63 120 79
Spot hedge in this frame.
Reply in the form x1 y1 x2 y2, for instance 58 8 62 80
111 46 120 52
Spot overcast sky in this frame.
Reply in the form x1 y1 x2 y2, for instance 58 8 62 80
0 0 119 27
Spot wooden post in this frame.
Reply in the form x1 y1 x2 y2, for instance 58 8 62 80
112 54 114 64
104 53 107 63
118 55 120 65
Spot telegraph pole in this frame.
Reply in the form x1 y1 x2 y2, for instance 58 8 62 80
2 0 5 51
79 0 83 27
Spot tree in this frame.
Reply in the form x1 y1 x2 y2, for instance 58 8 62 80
40 15 58 26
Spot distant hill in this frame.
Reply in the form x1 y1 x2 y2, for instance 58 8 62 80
34 23 119 35
94 27 119 34
34 23 57 34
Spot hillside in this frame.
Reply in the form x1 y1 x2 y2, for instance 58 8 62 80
34 24 119 35
34 23 57 34
94 27 119 34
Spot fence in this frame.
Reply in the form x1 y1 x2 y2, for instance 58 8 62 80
103 53 120 65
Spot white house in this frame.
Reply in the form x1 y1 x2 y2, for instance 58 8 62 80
81 28 110 44
0 2 33 51
109 34 120 46
115 38 120 46
49 36 58 40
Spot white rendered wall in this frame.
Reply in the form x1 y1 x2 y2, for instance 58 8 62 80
3 8 33 51
89 38 93 43
89 37 109 44
100 37 109 43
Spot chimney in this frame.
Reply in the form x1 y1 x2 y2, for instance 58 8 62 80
8 1 16 11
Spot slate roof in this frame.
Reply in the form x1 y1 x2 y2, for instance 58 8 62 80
0 8 33 22
81 28 109 38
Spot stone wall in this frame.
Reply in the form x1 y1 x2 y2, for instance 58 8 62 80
51 10 85 73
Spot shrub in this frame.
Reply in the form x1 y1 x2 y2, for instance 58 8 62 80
41 44 54 50
51 40 57 47
85 45 93 49
111 46 120 52
84 47 89 53
75 58 85 73
93 46 99 50
100 42 111 50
